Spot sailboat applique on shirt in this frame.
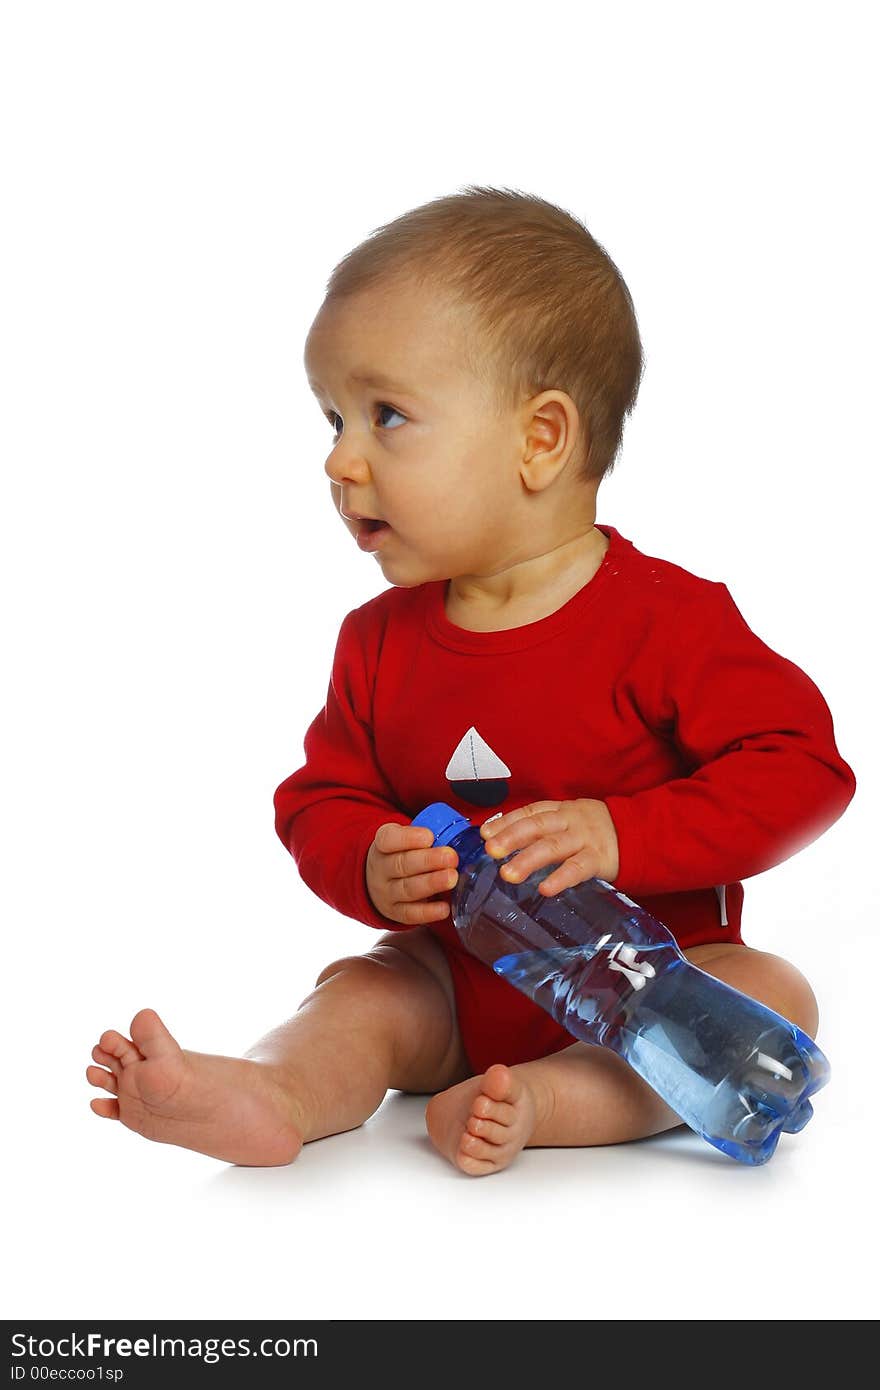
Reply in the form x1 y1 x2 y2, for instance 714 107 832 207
445 726 511 809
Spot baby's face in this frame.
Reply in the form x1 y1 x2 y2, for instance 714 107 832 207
303 278 528 586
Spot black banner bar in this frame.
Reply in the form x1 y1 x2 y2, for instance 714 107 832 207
4 1321 554 1384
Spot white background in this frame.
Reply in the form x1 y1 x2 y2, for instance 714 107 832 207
2 0 877 1323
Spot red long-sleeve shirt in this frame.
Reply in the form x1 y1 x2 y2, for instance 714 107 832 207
274 524 856 947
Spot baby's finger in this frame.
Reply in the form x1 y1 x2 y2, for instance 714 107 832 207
395 866 459 902
388 897 452 926
390 845 458 881
497 833 578 884
481 802 560 845
485 810 568 861
374 822 435 856
537 854 600 896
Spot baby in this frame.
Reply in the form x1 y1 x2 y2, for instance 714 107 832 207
87 187 856 1175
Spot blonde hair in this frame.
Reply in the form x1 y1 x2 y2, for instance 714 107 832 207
323 185 644 483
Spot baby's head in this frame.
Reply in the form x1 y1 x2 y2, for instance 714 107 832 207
303 186 643 587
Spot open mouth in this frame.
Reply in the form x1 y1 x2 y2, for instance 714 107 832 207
356 518 391 552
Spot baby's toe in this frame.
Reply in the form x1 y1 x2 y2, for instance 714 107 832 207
129 1009 179 1060
481 1062 520 1105
90 1096 120 1120
92 1045 121 1075
86 1065 117 1095
466 1113 510 1145
472 1093 517 1127
457 1137 498 1175
459 1158 496 1176
98 1030 143 1068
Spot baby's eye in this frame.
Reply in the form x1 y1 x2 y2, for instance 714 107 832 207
376 403 406 430
324 404 406 439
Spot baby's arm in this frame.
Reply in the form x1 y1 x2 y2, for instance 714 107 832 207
274 608 451 930
601 582 856 897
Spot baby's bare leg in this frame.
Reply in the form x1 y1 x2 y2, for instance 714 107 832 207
86 928 471 1166
245 930 471 1143
427 943 820 1175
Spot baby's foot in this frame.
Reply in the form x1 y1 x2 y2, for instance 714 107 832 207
425 1063 538 1176
86 1009 303 1166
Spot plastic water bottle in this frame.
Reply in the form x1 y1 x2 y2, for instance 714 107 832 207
411 802 830 1165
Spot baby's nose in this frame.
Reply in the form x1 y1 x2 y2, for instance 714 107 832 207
324 445 371 486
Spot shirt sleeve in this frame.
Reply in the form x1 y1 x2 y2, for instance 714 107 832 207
273 608 410 931
603 582 857 897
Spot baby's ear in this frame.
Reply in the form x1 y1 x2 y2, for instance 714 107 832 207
519 391 580 492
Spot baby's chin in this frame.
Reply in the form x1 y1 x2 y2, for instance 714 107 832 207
373 548 451 588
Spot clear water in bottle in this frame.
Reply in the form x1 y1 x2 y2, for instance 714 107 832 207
412 802 830 1165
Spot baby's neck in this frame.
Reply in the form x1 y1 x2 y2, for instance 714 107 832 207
445 526 609 632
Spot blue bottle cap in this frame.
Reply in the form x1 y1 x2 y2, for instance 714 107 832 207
411 802 472 846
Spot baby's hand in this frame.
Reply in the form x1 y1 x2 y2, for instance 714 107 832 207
366 823 459 925
480 798 619 895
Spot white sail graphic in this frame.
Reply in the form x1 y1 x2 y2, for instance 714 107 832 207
445 727 511 782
